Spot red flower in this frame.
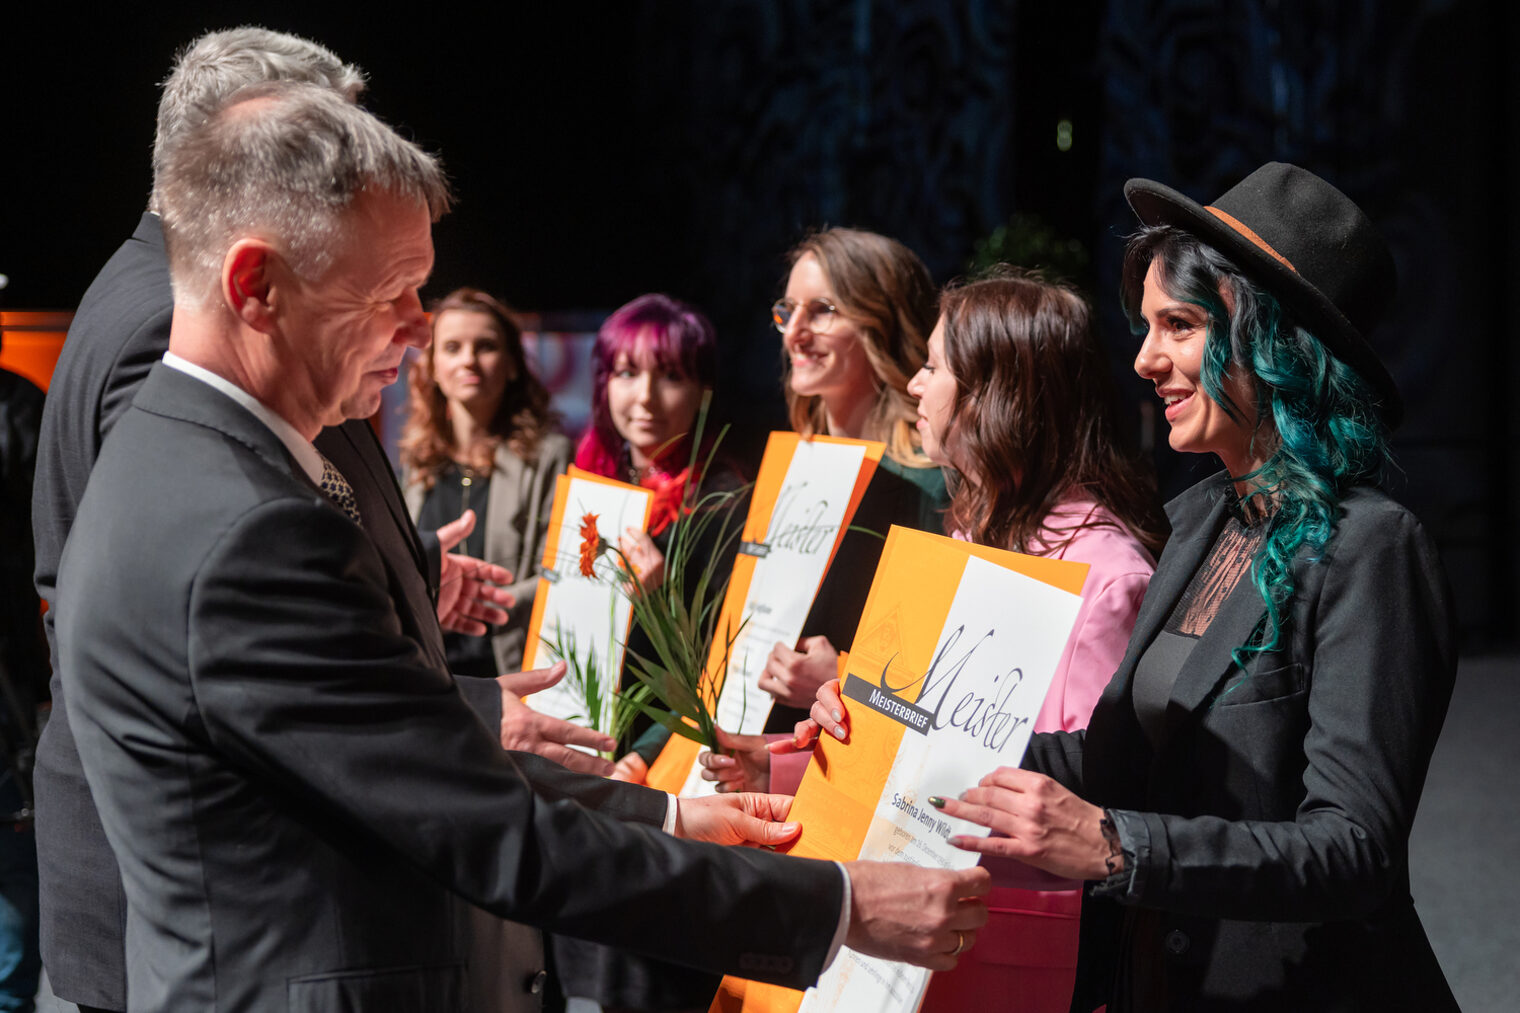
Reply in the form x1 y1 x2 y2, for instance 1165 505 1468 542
578 513 601 577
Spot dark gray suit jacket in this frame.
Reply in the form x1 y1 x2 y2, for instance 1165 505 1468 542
1026 474 1458 1012
57 365 841 1010
32 213 187 1007
29 214 512 1008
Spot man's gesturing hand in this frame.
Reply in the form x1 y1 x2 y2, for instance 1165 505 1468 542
497 661 615 776
435 509 515 634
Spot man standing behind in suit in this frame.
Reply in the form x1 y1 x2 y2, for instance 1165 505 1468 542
57 80 987 1008
30 27 620 1013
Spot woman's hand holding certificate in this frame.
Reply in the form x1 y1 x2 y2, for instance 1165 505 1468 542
790 683 1117 882
760 636 841 709
697 727 773 793
935 768 1116 882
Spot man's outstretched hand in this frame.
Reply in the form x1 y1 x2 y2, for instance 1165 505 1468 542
673 792 802 848
497 661 615 776
843 861 990 971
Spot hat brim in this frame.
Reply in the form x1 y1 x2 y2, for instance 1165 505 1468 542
1123 177 1403 427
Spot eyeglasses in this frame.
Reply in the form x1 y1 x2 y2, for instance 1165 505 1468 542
771 297 839 335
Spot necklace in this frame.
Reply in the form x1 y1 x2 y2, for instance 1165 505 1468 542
457 463 480 513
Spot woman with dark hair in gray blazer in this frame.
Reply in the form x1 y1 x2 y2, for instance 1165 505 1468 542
813 163 1459 1011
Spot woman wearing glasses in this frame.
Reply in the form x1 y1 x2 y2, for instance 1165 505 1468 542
764 228 947 705
696 228 949 790
771 228 939 483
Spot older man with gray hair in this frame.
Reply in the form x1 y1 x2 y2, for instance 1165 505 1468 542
149 26 367 196
33 27 619 1013
56 80 987 1009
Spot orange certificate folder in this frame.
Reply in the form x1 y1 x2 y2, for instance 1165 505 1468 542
713 526 1089 1013
645 432 884 796
522 466 654 732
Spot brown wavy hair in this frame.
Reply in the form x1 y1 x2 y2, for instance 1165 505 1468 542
783 228 937 468
400 287 558 490
938 269 1166 558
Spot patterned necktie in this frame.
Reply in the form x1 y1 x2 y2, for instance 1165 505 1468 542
317 452 363 527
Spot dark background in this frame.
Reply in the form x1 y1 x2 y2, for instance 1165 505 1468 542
4 0 1514 647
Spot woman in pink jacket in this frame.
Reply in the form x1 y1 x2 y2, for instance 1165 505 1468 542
778 269 1166 1012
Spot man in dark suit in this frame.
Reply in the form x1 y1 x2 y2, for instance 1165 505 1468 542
30 27 615 1013
56 78 986 1009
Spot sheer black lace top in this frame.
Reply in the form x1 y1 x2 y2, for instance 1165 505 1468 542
1132 495 1268 746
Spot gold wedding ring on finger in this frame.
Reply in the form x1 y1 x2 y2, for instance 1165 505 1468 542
949 930 967 956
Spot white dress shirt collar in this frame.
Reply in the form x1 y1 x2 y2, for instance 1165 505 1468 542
161 351 324 484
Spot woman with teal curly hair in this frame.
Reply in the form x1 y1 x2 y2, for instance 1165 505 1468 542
1118 222 1393 675
857 163 1459 1010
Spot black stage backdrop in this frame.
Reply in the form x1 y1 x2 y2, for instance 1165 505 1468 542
4 1 1514 645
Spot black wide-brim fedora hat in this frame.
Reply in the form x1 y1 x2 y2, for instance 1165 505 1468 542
1124 162 1403 428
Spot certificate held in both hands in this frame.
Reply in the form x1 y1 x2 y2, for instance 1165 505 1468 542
713 525 1088 1013
645 432 883 796
522 466 653 738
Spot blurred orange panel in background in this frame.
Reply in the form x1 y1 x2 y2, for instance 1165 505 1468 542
0 311 72 391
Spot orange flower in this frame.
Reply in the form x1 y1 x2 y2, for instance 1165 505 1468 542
578 513 601 577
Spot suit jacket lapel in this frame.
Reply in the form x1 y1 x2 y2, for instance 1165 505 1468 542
1164 566 1268 722
323 420 429 580
314 422 448 673
1083 477 1231 804
1118 477 1232 685
1146 476 1270 743
1092 474 1271 748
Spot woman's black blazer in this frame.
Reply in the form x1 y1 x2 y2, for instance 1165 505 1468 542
1026 473 1460 1012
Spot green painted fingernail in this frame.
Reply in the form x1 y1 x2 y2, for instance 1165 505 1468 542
928 796 946 809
